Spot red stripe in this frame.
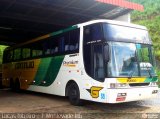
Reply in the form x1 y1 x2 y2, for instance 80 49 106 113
96 0 144 11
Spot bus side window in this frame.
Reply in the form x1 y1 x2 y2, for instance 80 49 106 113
43 41 50 55
32 49 43 57
64 33 70 52
14 48 21 60
69 29 80 51
22 48 31 59
6 50 13 62
31 42 43 57
59 37 65 52
50 38 59 54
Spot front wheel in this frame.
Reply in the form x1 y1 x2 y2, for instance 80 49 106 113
68 83 83 106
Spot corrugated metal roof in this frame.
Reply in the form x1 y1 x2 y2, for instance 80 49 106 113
96 0 144 11
0 0 143 44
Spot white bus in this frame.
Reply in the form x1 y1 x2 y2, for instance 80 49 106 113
2 19 159 105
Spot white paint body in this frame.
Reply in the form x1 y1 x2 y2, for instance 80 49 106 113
28 19 158 103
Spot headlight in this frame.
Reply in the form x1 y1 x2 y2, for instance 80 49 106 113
117 93 127 97
110 83 128 88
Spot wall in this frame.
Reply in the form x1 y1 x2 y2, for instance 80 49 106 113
114 13 131 22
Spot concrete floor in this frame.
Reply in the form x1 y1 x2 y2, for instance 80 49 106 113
0 89 160 119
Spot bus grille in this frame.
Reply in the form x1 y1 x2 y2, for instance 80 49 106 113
129 83 150 87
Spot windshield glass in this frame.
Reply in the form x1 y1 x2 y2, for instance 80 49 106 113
108 42 156 77
136 44 156 76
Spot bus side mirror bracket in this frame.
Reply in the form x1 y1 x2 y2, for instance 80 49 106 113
104 44 109 63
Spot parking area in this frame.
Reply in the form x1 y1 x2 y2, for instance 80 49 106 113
0 89 160 119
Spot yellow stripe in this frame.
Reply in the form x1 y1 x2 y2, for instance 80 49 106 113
20 34 50 46
117 77 146 83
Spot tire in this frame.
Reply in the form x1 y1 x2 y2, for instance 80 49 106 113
10 79 14 90
68 82 83 106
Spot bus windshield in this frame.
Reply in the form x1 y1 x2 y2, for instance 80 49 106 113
83 22 156 80
107 42 156 77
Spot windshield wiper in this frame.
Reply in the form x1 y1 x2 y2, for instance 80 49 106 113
145 64 152 78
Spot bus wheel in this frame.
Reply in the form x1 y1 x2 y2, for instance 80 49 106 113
68 82 83 106
10 79 14 90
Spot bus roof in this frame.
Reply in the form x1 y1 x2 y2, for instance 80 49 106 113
5 19 147 51
5 25 78 51
78 19 147 30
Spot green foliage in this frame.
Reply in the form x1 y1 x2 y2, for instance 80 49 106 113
130 0 160 21
130 0 160 85
131 0 160 60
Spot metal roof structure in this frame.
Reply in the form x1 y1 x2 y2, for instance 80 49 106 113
0 0 143 45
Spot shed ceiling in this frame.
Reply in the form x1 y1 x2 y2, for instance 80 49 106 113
0 0 141 45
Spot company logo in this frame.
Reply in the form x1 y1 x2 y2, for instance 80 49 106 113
63 60 78 67
87 86 103 98
127 79 136 82
117 77 146 83
15 61 34 69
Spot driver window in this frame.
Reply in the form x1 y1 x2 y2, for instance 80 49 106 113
93 44 105 81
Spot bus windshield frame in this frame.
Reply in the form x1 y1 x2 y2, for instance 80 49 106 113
83 22 156 81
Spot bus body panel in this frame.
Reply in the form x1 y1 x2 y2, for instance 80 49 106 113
107 86 158 103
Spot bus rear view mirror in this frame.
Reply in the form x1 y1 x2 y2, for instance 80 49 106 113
104 44 109 62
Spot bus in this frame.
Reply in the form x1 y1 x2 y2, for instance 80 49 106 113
2 19 159 105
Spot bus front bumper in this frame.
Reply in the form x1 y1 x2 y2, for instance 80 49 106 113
107 86 159 103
